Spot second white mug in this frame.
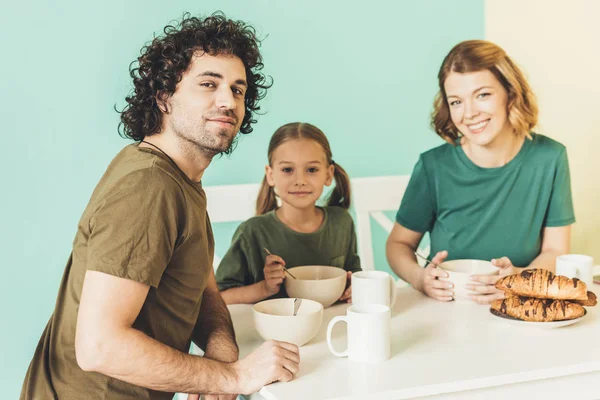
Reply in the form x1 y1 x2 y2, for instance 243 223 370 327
556 254 594 287
351 270 396 307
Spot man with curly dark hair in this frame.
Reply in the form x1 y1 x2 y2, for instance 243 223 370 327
21 13 299 400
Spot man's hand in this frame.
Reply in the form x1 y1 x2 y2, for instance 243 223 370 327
234 340 300 395
205 395 237 400
186 393 237 400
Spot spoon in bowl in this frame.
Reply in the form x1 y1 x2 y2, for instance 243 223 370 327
414 252 441 268
293 298 302 316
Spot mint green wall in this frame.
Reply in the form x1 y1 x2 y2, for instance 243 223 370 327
0 1 483 397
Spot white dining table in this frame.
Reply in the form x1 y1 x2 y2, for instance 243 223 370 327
230 284 600 400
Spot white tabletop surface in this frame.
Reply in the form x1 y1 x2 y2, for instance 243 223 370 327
229 285 600 400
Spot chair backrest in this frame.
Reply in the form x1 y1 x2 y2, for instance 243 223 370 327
351 176 410 271
204 183 261 224
351 175 429 289
204 183 261 269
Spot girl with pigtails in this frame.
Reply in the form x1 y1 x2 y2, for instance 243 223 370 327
216 122 362 304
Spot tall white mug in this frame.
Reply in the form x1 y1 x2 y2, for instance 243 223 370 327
326 304 391 364
352 270 397 307
556 254 594 287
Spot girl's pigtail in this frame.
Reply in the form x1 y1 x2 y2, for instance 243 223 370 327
327 161 351 210
256 175 278 215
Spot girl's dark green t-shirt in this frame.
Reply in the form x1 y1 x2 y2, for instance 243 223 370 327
216 206 361 296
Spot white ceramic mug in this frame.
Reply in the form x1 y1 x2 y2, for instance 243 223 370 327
352 270 397 307
556 254 594 287
326 304 391 364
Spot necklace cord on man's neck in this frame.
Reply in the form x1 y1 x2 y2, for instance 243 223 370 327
140 140 177 166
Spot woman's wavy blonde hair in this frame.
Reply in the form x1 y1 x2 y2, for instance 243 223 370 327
431 40 538 143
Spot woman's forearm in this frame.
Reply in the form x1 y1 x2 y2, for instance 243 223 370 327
526 225 571 273
526 249 564 273
386 239 424 291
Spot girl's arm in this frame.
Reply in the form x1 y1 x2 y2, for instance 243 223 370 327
220 281 271 305
220 254 286 305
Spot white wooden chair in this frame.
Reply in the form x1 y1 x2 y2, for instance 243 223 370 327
204 182 262 269
351 175 430 287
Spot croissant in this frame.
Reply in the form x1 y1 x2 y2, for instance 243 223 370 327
495 269 588 301
491 296 585 322
505 291 597 306
577 291 597 307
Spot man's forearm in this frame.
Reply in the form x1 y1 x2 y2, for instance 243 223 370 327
193 287 239 361
80 327 238 394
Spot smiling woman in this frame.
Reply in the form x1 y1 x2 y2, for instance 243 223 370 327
386 40 575 305
432 40 537 145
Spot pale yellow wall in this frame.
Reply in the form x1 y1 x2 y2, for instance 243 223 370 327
486 0 600 263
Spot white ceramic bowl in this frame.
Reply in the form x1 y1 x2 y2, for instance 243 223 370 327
438 259 499 303
284 265 347 308
253 298 324 346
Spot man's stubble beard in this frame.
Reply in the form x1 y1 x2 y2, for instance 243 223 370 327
175 124 239 159
167 95 241 157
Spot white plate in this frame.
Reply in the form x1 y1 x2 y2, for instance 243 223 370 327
490 308 587 329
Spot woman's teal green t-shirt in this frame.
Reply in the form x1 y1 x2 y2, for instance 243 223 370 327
396 133 575 267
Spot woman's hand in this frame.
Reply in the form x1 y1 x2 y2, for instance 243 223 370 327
420 250 454 302
467 257 517 304
339 271 353 303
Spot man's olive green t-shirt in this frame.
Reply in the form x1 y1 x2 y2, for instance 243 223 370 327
396 133 575 267
21 144 214 400
216 206 362 297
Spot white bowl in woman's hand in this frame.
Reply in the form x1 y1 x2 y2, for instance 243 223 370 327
438 259 499 303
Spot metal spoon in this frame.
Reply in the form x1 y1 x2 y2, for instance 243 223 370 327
263 247 297 279
293 298 302 316
414 252 440 268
